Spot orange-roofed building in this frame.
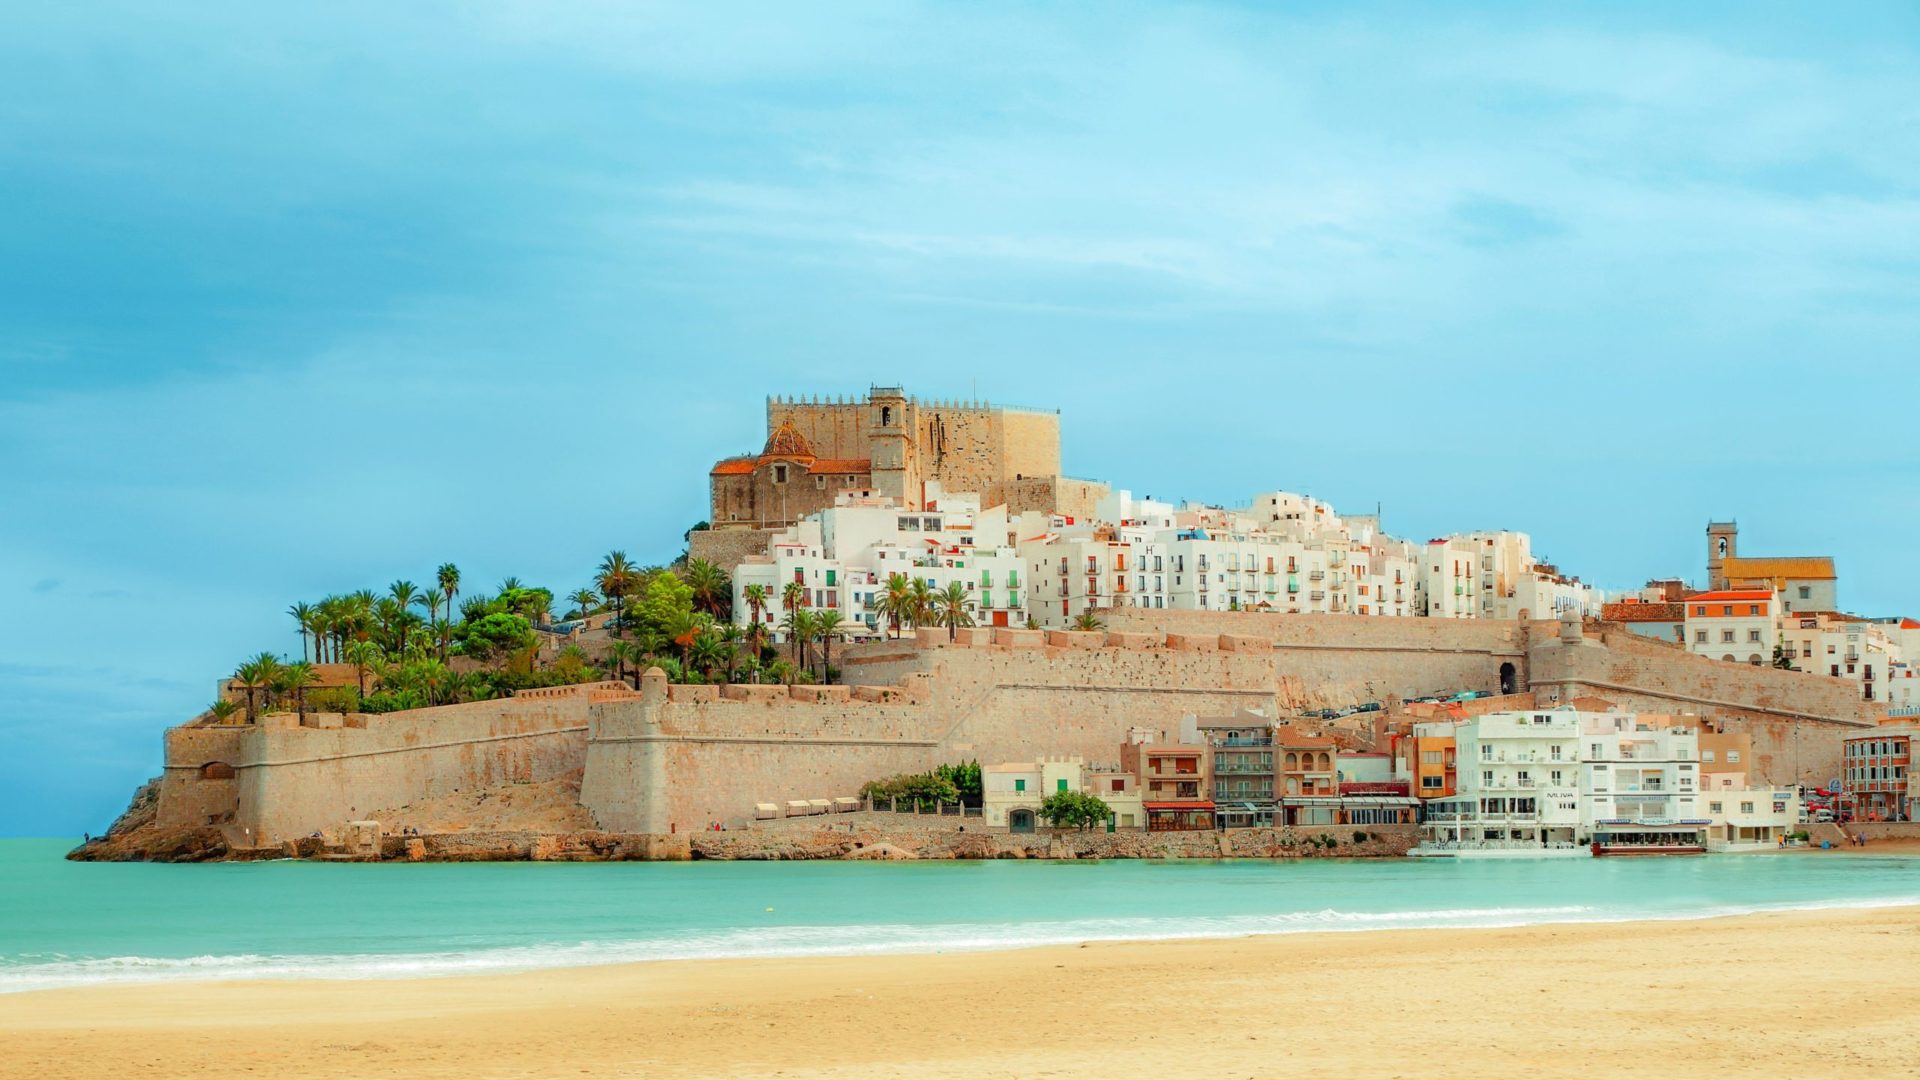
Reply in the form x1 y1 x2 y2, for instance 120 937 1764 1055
1705 521 1837 613
1683 589 1781 666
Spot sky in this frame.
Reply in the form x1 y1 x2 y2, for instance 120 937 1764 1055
3 2 1918 836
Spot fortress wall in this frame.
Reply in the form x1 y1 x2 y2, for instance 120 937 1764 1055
156 726 251 828
208 697 593 843
1102 610 1529 703
994 408 1062 484
687 527 776 566
922 406 1007 494
1529 638 1876 786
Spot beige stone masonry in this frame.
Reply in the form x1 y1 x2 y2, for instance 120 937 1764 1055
992 628 1045 648
722 685 789 704
852 685 907 702
1105 632 1159 650
1045 630 1103 650
1164 633 1219 652
668 685 720 704
1219 634 1273 653
790 685 853 703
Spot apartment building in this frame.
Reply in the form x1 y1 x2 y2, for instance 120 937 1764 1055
1580 714 1704 846
1420 711 1584 851
1842 729 1913 822
1121 739 1214 831
1683 590 1781 665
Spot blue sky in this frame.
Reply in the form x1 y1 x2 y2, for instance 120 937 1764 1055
4 2 1918 836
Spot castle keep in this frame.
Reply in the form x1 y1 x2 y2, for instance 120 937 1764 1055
705 387 1104 531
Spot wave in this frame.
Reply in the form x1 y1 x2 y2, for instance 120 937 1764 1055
6 895 1915 993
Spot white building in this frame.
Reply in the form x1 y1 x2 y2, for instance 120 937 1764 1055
1579 714 1705 848
1683 589 1781 666
1421 711 1584 852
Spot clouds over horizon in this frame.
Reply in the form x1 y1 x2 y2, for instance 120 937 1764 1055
4 1 1919 834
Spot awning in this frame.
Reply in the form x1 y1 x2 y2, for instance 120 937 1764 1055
1144 801 1215 810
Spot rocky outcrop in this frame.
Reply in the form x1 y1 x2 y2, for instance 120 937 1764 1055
67 776 237 863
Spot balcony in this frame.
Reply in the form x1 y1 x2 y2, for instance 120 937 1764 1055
1309 570 1325 581
1221 736 1273 748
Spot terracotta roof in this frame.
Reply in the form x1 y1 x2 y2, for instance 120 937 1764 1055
1722 556 1835 581
807 458 871 474
1602 601 1684 622
760 418 816 460
1902 619 1920 630
710 457 756 476
1684 590 1776 603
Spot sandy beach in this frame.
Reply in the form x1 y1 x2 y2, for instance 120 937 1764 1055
3 906 1917 1080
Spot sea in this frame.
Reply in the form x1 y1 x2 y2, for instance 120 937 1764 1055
3 837 1916 994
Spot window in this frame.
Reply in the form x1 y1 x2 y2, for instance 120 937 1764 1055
1799 586 1811 599
1721 630 1735 643
1748 605 1761 616
1057 778 1069 793
1014 779 1026 792
1749 630 1762 643
1740 801 1755 814
1421 751 1442 765
1702 750 1716 763
1709 801 1722 813
1721 605 1733 616
1421 775 1443 790
774 464 788 483
1481 771 1493 786
1727 751 1740 763
1694 605 1706 616
1695 630 1707 643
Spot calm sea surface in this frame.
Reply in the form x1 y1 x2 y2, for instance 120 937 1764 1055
3 838 1916 992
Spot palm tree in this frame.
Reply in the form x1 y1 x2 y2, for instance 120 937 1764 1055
598 551 638 633
781 608 815 670
606 640 640 689
389 581 421 617
933 582 974 641
688 632 725 682
682 558 731 620
667 611 705 676
782 580 807 614
284 661 318 723
812 610 846 683
436 563 461 658
344 640 380 698
288 602 315 662
878 575 913 639
742 583 769 634
567 587 599 621
711 622 744 684
209 699 240 724
234 652 281 722
763 657 797 686
1071 610 1106 633
909 579 937 630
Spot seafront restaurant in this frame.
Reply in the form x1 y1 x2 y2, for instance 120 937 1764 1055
1145 801 1216 831
1419 794 1581 851
1589 818 1710 855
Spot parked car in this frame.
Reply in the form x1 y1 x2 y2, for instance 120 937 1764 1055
1811 809 1835 823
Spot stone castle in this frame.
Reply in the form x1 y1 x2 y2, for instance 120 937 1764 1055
147 610 1881 847
694 387 1107 567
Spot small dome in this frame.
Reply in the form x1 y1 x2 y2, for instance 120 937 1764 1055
760 418 816 460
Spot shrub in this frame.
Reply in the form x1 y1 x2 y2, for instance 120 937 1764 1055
308 687 361 714
1353 830 1370 844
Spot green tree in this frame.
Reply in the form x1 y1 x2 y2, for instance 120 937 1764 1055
782 607 816 670
436 563 461 659
682 558 732 620
933 582 974 641
629 571 696 643
597 551 639 633
209 699 240 724
234 652 281 722
1039 790 1112 831
877 575 913 639
288 602 315 662
567 587 600 621
909 579 936 629
812 609 846 683
343 640 381 697
461 612 537 671
1071 610 1106 633
283 660 318 723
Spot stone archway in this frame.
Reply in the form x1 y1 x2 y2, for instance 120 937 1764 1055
199 761 236 780
1499 662 1517 696
1009 809 1036 834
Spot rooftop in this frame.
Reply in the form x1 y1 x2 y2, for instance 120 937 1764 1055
1721 556 1836 581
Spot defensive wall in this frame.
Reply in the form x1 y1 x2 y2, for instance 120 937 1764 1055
148 614 1882 843
1530 622 1876 786
157 685 609 844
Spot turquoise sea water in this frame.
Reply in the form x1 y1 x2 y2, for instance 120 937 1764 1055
4 838 1917 993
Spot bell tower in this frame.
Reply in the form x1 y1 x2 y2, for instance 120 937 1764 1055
1706 521 1737 590
867 386 915 507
